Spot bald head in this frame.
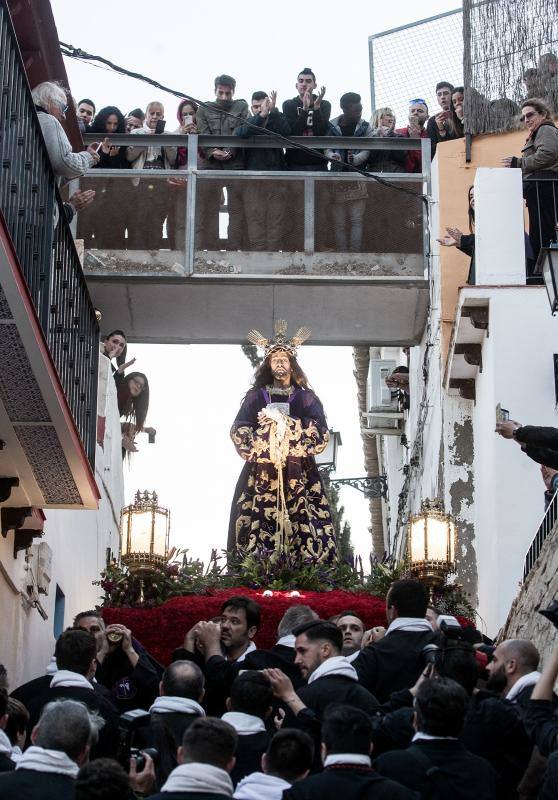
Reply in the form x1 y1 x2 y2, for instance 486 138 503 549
486 639 540 695
161 660 205 700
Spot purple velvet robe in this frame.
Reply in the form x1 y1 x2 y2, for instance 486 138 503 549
228 385 337 565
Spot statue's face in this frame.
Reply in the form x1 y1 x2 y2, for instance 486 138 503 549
269 350 292 382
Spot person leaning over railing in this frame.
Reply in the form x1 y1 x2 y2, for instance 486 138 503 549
367 107 406 173
495 420 558 469
117 371 156 456
502 97 558 264
31 81 100 225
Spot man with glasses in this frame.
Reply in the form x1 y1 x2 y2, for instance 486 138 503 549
395 99 429 173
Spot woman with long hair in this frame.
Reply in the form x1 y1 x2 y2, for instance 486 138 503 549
167 99 202 249
117 372 155 454
367 107 406 173
502 97 558 266
102 329 135 387
79 106 129 248
448 87 465 139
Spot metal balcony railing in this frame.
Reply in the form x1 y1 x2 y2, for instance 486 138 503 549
0 0 99 467
523 490 558 581
79 131 431 278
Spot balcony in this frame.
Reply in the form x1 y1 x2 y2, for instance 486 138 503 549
0 0 99 509
79 133 430 345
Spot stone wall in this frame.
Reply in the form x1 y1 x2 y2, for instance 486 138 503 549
501 520 558 666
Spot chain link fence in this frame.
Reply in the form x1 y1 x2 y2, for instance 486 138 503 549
369 9 463 128
464 0 558 134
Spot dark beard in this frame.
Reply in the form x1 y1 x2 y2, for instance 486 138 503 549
486 669 507 694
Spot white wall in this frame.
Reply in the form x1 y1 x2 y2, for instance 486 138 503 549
472 287 558 635
0 358 123 688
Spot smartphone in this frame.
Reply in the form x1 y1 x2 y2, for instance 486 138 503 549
155 119 166 134
94 142 103 153
182 114 194 126
495 403 510 423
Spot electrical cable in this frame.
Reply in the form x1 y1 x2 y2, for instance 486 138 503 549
59 41 428 202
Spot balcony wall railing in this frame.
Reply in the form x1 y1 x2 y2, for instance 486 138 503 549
0 0 99 467
523 489 558 581
80 132 431 279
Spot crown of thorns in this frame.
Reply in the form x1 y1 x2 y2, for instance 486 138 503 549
247 320 311 358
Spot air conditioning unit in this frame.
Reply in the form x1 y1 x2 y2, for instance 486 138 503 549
366 358 399 413
31 541 53 595
361 410 404 436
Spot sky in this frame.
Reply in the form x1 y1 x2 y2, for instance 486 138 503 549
51 0 459 566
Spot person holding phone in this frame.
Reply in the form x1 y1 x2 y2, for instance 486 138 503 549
126 101 178 249
167 99 204 249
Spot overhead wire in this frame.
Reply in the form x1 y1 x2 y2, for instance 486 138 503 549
59 41 429 202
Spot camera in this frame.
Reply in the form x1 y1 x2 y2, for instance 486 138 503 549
118 709 156 768
130 747 158 772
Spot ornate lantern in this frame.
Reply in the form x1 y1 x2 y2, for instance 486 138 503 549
120 490 170 572
407 498 456 593
315 430 342 472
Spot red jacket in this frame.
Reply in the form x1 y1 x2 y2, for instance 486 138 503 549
395 126 428 173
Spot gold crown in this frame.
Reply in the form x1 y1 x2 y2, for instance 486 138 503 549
247 320 312 358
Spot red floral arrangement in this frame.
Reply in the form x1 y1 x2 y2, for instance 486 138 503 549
103 587 390 665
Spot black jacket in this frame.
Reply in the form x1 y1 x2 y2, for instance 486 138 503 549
11 674 53 708
147 793 231 800
230 730 273 786
353 629 439 701
133 710 202 789
371 690 533 799
0 753 15 772
95 645 162 712
243 644 304 687
297 675 379 718
0 769 75 800
284 764 417 800
25 684 119 758
515 425 558 470
375 739 498 799
235 110 291 170
282 96 331 168
524 699 558 756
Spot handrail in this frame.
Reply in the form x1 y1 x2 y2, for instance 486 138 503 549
523 490 558 580
0 0 99 468
82 133 426 150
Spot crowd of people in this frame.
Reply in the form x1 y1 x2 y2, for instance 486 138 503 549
1 580 558 799
32 66 558 273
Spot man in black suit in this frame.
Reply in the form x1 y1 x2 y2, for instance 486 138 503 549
375 677 498 799
222 671 274 786
133 660 206 789
148 717 237 800
242 605 317 686
24 629 118 757
284 705 415 800
353 579 438 701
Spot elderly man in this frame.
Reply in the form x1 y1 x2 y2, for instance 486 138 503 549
126 100 177 249
0 700 95 800
395 99 429 173
31 82 98 221
228 320 336 566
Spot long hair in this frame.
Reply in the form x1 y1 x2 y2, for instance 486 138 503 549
249 353 310 395
370 107 395 130
104 329 127 368
467 185 475 233
90 106 126 135
117 372 149 431
448 87 464 138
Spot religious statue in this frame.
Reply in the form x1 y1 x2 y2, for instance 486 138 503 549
227 320 337 565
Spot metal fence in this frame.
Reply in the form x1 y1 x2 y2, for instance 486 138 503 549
0 0 99 467
80 132 431 279
368 9 463 128
463 0 558 134
524 490 558 580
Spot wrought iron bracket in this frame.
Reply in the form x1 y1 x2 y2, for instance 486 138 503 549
329 476 388 499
